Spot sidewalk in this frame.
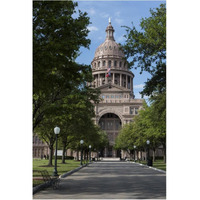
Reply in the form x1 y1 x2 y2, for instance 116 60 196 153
33 161 166 199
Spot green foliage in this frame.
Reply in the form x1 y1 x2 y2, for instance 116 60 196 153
68 125 109 153
119 4 166 162
123 4 166 97
33 1 101 165
33 1 100 129
115 92 166 158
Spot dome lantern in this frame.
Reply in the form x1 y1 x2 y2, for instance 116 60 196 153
106 18 115 41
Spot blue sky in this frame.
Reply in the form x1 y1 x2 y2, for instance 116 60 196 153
75 0 165 100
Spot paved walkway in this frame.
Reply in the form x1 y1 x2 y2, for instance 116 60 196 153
33 161 166 199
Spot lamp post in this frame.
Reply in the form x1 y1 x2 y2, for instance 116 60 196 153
89 145 91 163
80 140 84 165
133 145 136 161
146 140 150 165
53 126 60 176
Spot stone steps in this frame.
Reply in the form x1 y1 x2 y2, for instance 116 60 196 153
100 157 121 161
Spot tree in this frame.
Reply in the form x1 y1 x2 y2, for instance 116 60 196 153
148 92 166 162
33 1 101 165
35 115 59 166
58 89 99 163
115 98 166 162
33 1 92 129
123 4 166 97
119 3 166 163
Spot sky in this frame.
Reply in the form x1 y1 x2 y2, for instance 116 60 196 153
74 0 166 100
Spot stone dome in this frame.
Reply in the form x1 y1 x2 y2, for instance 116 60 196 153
94 40 124 58
94 21 124 59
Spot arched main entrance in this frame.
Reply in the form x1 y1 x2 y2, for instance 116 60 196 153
98 113 122 157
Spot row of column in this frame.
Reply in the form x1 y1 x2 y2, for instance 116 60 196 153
94 73 133 91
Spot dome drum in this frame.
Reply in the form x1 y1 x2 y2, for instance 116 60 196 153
92 59 128 71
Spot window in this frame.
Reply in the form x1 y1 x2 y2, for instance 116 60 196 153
135 108 139 115
107 122 110 130
114 61 117 67
119 62 122 67
109 60 111 67
106 95 109 98
111 122 113 129
130 107 134 114
100 122 105 129
98 61 100 68
102 95 105 99
103 60 106 66
111 95 114 98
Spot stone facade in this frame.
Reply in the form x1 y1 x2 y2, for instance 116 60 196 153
33 134 49 158
91 21 144 158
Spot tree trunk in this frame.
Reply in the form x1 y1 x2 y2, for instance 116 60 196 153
48 145 54 166
62 145 66 164
153 149 155 162
76 150 79 161
86 151 88 161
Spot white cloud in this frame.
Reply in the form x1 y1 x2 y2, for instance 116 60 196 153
134 92 141 99
143 95 149 100
115 11 121 17
134 93 149 100
88 8 96 16
88 26 98 32
115 18 124 25
100 12 110 19
134 84 145 89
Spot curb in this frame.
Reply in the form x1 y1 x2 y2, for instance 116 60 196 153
128 161 166 173
60 163 88 178
33 182 49 195
33 163 89 195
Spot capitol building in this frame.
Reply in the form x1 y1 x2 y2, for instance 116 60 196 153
90 20 143 158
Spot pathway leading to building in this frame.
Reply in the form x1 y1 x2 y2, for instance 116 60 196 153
33 161 166 199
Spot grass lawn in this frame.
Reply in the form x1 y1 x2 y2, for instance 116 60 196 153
136 159 166 171
33 158 83 187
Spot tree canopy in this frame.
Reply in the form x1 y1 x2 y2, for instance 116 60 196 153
116 4 166 162
33 1 99 129
122 4 166 97
33 1 102 165
115 95 166 162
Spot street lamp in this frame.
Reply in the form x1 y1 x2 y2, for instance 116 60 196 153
53 126 60 176
133 145 136 161
89 145 91 163
146 140 150 165
80 140 84 165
